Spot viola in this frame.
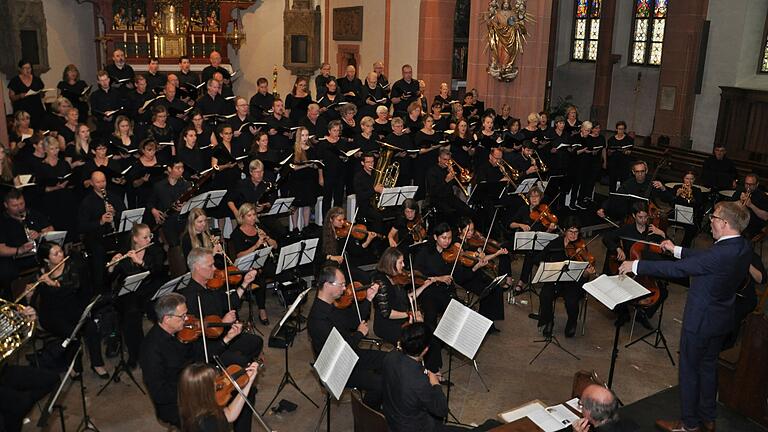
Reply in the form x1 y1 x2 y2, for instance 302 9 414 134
406 217 428 243
441 243 497 270
334 281 374 309
530 203 558 227
466 232 501 254
565 239 596 267
215 364 249 406
335 220 384 241
176 315 232 343
390 270 428 287
628 242 663 307
207 265 246 290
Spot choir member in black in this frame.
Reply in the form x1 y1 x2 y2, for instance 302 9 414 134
605 120 634 192
450 118 476 170
180 248 263 369
177 126 207 177
230 203 278 325
177 362 260 432
212 72 234 101
57 106 80 148
373 105 392 139
108 224 166 368
373 61 390 94
197 79 230 119
353 153 385 234
6 60 46 129
414 115 446 200
318 121 347 216
520 112 543 144
434 82 453 110
402 102 423 136
201 51 232 85
564 106 582 136
90 70 123 138
177 56 200 99
307 265 384 407
321 207 378 277
382 323 460 432
457 218 507 324
391 64 420 118
371 247 427 344
338 64 364 107
156 82 189 132
228 96 258 154
226 159 276 222
545 116 569 181
109 115 140 161
36 136 76 233
314 62 335 98
127 75 154 132
596 160 668 223
570 121 601 210
57 64 90 123
666 171 705 247
476 114 502 167
26 242 107 377
249 132 281 183
144 57 167 94
127 140 165 208
145 105 177 164
602 202 667 326
63 123 91 172
701 145 737 192
81 141 127 200
14 134 46 185
285 76 313 124
265 98 294 157
248 77 275 120
361 71 388 119
0 190 53 296
299 103 328 138
289 127 323 231
140 293 243 428
448 101 465 131
538 111 552 133
387 198 426 257
45 96 71 138
211 124 244 194
733 173 768 239
180 208 223 259
356 116 379 155
417 80 428 118
424 149 473 225
317 78 345 123
386 117 417 187
189 109 218 150
8 110 36 155
509 187 559 293
536 218 596 338
105 49 135 99
0 150 14 202
148 159 189 247
339 103 360 144
429 101 451 133
79 171 125 293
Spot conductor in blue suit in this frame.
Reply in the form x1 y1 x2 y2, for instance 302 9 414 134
619 201 751 432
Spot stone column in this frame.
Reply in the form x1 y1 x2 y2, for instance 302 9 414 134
417 0 456 102
0 85 7 146
466 0 553 116
590 0 617 126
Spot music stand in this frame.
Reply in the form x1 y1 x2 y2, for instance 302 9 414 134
40 230 67 246
38 344 81 430
276 238 318 274
98 271 149 396
509 231 558 304
262 287 317 415
312 328 359 432
234 247 271 271
117 208 145 232
513 178 543 195
266 197 294 216
625 298 675 366
377 186 418 208
180 189 227 215
151 272 191 301
673 204 695 226
529 261 588 364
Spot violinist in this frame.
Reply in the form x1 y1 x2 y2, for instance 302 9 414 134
353 152 385 234
667 171 705 247
508 186 559 294
457 218 507 324
321 207 377 280
307 266 384 408
536 217 595 338
230 203 277 325
140 293 242 429
602 202 667 328
460 216 513 288
179 248 263 368
108 224 166 369
26 241 107 378
178 362 260 432
148 158 190 247
387 198 427 256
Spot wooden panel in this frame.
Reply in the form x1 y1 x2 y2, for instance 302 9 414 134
715 86 768 159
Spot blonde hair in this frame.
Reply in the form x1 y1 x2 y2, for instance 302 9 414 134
293 126 309 163
185 208 213 249
715 201 750 233
527 112 540 124
360 116 374 128
237 202 258 226
113 115 134 137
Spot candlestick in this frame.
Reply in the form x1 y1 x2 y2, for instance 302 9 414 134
134 32 138 44
213 34 216 44
147 32 150 44
123 32 127 43
202 33 206 45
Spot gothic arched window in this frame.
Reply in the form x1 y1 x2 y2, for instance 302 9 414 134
630 0 668 66
572 0 601 62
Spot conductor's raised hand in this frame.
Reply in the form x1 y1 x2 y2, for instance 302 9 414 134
659 239 676 253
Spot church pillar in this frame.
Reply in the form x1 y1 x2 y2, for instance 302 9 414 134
466 0 553 116
651 0 709 147
0 85 7 146
417 0 455 101
590 0 617 127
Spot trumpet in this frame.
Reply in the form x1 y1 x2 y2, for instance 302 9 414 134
679 183 693 204
497 158 520 183
105 242 154 268
447 159 471 196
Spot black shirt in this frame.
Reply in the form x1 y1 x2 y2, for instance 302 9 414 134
701 156 737 191
147 177 190 213
248 92 275 120
90 87 123 122
338 76 364 106
307 297 370 356
391 78 420 114
353 169 376 207
180 279 242 318
382 350 448 432
201 66 231 84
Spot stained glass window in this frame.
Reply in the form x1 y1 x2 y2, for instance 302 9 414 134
630 0 668 66
572 0 601 62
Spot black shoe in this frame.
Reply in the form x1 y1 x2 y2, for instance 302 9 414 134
260 317 270 326
543 322 554 338
91 366 109 380
564 321 577 338
637 313 654 330
528 313 540 321
488 324 501 334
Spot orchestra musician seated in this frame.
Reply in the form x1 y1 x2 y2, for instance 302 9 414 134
387 198 428 258
424 149 472 226
353 152 385 234
572 384 638 432
508 186 558 294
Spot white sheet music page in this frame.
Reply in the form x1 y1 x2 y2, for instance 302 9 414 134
499 401 567 431
583 275 650 310
313 328 359 400
434 299 492 359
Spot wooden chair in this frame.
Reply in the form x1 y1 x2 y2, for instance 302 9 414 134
350 389 387 432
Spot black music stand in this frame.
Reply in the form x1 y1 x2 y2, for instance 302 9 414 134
98 271 149 396
509 231 558 305
377 186 418 208
262 287 316 415
64 295 102 431
529 261 588 364
312 328 358 432
265 197 295 216
235 247 272 336
625 297 675 366
38 345 80 430
179 189 227 215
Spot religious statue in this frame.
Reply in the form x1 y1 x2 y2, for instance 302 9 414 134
482 0 533 82
113 7 127 30
134 8 146 30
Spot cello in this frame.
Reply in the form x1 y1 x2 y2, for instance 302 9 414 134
628 241 663 306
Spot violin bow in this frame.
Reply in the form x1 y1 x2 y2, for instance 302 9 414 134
339 207 359 260
343 252 363 324
197 294 209 363
213 355 275 432
408 254 419 315
450 226 470 278
396 208 433 247
483 207 501 253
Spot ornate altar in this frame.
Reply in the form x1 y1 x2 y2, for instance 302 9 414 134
94 0 256 65
481 0 533 82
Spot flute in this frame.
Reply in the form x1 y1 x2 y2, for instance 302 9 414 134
105 242 154 268
15 256 70 302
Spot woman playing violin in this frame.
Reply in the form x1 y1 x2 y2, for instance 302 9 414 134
230 203 277 325
178 362 259 432
509 186 558 293
537 217 596 338
321 207 377 276
387 198 427 255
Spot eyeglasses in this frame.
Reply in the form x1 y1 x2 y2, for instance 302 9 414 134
169 312 188 319
709 214 727 223
328 281 345 287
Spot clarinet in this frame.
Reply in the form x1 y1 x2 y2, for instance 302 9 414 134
100 188 116 233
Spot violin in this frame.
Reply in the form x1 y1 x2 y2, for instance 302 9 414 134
530 203 558 227
390 270 428 286
334 281 375 309
628 242 663 307
335 220 384 241
206 265 246 290
440 243 497 270
215 364 249 406
466 232 501 254
406 217 428 243
565 239 596 267
176 315 232 343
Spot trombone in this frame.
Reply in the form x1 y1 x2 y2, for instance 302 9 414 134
447 159 471 196
497 158 520 183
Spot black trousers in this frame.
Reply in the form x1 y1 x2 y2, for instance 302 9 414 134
220 333 264 367
537 282 582 327
322 179 345 217
347 349 386 408
0 365 59 432
419 284 453 373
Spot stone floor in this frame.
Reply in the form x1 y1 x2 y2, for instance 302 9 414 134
16 231 761 431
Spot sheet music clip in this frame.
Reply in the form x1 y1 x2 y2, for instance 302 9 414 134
234 247 272 271
118 271 150 297
266 197 295 216
118 208 146 232
180 189 227 215
276 238 318 274
151 272 191 301
673 204 695 225
378 186 418 208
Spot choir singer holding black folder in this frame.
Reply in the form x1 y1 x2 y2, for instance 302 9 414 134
618 201 751 432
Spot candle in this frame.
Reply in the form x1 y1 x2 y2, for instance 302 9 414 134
123 32 127 43
191 33 195 44
134 32 138 44
202 33 206 45
147 32 150 44
213 34 216 44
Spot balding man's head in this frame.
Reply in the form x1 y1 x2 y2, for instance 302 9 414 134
581 385 618 426
91 171 107 191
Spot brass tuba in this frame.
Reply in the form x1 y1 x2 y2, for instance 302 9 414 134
0 298 35 362
372 147 400 209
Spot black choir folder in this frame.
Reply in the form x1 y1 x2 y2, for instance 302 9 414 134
434 299 492 360
582 275 650 310
313 328 358 400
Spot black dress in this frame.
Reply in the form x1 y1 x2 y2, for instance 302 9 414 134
371 271 409 344
127 159 165 209
285 93 312 124
35 159 76 233
8 75 46 128
288 147 321 207
57 80 90 123
211 143 244 192
229 227 275 310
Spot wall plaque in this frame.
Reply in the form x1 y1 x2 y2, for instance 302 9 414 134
333 6 363 41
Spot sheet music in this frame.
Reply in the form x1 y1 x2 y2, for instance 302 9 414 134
313 328 359 400
119 271 150 296
565 397 582 414
545 404 580 426
499 401 567 431
234 247 271 271
40 231 67 246
278 288 311 328
532 260 588 284
514 178 541 194
119 208 145 232
674 204 695 225
583 275 651 310
266 197 294 215
434 299 492 359
513 231 559 251
152 272 191 300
